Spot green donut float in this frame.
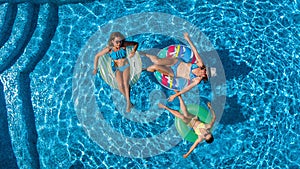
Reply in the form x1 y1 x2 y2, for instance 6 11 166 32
175 104 212 143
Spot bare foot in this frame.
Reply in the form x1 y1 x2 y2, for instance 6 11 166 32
183 154 188 158
158 103 166 109
207 102 212 109
168 95 176 102
126 103 133 113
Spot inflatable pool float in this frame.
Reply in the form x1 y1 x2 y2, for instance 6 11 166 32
154 45 196 90
98 46 142 89
175 104 212 143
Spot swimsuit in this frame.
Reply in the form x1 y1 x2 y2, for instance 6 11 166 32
110 48 127 60
188 116 198 128
188 116 207 136
189 63 199 80
116 62 130 72
194 122 206 136
110 48 129 72
190 64 208 80
170 59 181 77
170 59 200 80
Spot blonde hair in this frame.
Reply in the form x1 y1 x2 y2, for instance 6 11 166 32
108 32 125 47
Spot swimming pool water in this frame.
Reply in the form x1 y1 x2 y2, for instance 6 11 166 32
0 0 299 168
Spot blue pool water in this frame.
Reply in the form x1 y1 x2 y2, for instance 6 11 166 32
0 0 299 168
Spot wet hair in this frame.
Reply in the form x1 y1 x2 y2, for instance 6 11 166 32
108 32 125 47
205 134 214 144
203 74 208 82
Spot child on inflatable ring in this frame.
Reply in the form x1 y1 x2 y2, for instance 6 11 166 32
158 91 216 158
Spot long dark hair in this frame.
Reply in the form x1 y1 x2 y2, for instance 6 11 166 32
205 134 214 144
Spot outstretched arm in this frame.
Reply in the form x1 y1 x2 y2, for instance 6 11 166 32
168 77 202 102
183 138 202 158
184 32 205 68
207 102 216 127
123 41 139 57
93 47 110 74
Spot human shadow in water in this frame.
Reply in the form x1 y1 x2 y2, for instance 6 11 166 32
218 50 253 81
219 94 247 125
217 49 252 125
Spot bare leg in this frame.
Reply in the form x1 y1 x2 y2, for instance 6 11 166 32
177 93 194 118
115 70 125 96
158 103 189 123
147 65 174 76
144 53 178 66
122 66 132 112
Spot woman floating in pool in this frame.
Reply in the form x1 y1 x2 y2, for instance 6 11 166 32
158 92 216 158
93 32 138 112
141 32 211 102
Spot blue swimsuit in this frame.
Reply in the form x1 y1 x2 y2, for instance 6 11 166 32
110 48 126 60
189 63 199 80
110 48 130 72
170 59 199 80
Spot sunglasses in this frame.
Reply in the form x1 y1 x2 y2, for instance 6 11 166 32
200 65 206 70
114 40 123 44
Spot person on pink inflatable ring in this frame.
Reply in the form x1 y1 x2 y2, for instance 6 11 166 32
140 32 216 102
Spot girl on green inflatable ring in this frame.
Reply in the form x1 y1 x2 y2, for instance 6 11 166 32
158 91 216 158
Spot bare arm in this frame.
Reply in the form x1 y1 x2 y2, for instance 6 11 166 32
93 47 110 74
123 41 139 57
184 32 205 68
168 77 202 102
207 102 216 127
183 137 202 158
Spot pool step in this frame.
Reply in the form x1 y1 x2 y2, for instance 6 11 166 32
0 3 17 48
0 2 39 74
21 3 59 73
0 3 40 168
1 2 58 169
0 80 18 169
17 3 58 167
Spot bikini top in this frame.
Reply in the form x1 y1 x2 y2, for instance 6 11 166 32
188 116 207 135
189 63 199 80
190 64 207 80
110 48 126 60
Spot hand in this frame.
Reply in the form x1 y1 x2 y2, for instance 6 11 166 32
129 51 136 58
183 32 190 41
207 102 212 109
183 154 188 158
93 69 97 75
168 94 177 102
158 103 166 109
